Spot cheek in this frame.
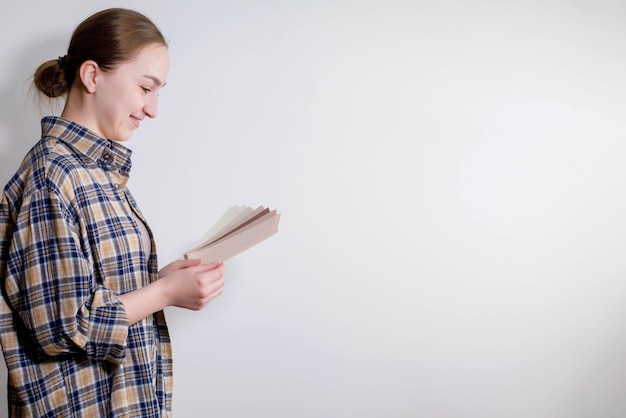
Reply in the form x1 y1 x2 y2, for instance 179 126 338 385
108 82 143 111
111 96 143 121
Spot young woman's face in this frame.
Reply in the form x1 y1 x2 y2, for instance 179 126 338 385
94 43 170 141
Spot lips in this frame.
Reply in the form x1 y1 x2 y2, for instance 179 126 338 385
130 116 141 129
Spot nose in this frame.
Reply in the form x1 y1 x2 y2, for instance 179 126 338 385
144 93 159 119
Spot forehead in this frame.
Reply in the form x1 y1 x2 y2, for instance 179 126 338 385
119 43 170 82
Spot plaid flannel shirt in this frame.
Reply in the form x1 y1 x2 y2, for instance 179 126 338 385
0 117 172 417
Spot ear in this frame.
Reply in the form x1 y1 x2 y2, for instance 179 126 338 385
77 60 100 94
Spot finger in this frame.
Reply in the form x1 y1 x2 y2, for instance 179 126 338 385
203 261 223 270
176 258 202 268
202 276 224 295
202 288 224 306
193 262 223 273
198 271 225 287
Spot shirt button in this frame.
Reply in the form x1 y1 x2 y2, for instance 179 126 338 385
103 153 111 160
114 183 120 190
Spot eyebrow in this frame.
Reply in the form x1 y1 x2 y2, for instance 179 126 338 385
143 75 167 88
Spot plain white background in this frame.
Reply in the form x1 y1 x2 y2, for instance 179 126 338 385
2 1 626 417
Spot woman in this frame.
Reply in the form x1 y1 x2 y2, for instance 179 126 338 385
0 8 225 417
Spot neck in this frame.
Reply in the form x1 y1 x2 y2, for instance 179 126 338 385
61 87 103 137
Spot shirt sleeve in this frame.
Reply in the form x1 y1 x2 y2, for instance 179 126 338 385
4 187 129 364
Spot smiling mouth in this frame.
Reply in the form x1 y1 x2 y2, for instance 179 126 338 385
131 116 141 128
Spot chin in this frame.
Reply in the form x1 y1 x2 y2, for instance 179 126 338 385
109 131 134 142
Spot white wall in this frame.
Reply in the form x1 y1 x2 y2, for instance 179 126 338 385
2 1 626 417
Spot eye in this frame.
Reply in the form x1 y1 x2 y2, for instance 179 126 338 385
141 86 152 93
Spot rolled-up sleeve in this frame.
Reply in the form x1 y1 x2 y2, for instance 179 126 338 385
4 188 129 364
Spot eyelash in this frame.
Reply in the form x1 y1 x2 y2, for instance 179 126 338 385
141 86 160 97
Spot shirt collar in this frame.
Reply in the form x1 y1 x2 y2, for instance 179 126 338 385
41 116 133 175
